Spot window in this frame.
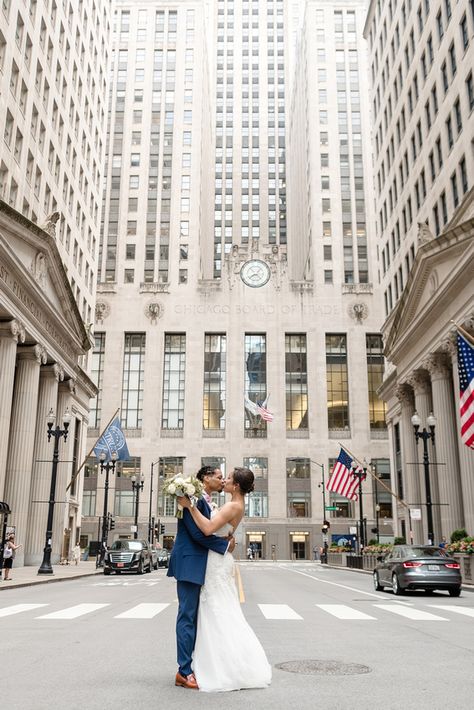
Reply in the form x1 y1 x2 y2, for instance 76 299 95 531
244 491 268 517
89 333 105 428
82 490 96 517
372 458 392 519
159 457 185 515
121 334 146 429
366 335 387 430
326 334 349 430
244 334 267 437
162 334 186 429
203 334 226 430
466 72 474 111
287 491 311 518
285 335 308 431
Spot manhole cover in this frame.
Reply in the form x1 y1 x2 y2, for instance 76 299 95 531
275 660 371 676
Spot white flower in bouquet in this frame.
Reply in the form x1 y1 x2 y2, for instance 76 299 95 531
162 474 204 518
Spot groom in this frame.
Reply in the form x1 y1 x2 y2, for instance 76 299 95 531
168 466 234 690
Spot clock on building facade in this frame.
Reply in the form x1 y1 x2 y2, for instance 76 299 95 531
239 259 271 288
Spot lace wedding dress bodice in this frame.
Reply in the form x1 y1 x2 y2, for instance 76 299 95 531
193 515 271 693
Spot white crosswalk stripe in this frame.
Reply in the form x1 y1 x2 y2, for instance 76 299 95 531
317 604 376 620
0 604 48 617
115 603 169 619
37 603 109 619
373 604 448 621
429 605 474 618
258 604 302 620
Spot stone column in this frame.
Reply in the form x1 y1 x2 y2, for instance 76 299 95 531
444 336 474 535
396 384 423 544
4 344 47 567
408 370 441 543
52 379 74 563
24 364 63 566
425 353 464 537
0 320 25 499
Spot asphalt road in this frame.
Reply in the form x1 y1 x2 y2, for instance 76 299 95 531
1 562 473 710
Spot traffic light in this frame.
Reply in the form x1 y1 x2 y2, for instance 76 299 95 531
109 516 115 530
160 524 165 535
321 520 330 534
371 527 378 534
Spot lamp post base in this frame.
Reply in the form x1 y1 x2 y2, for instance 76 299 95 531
37 548 53 575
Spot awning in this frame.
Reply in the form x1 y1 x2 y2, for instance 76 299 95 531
0 501 11 515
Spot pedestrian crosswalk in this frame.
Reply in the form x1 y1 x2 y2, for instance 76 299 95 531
0 600 473 623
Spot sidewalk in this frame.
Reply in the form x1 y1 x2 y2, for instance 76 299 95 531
0 560 103 591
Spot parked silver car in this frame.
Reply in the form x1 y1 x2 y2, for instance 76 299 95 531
373 545 462 597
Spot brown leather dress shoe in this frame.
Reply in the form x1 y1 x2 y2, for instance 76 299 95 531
175 672 199 690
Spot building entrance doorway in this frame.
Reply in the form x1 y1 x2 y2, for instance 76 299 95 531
290 532 309 559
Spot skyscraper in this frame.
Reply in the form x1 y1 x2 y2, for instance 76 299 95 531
0 0 111 565
84 0 391 560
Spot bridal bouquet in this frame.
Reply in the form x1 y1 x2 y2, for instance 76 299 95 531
162 474 204 518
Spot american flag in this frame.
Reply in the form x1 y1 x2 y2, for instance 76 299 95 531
257 396 274 422
457 333 474 449
326 448 365 501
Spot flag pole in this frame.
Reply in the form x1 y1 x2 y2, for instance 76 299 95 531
450 320 474 346
65 407 120 492
338 442 409 511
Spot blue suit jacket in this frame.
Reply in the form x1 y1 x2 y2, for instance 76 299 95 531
167 498 228 586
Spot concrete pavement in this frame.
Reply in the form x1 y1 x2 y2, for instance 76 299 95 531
0 559 102 590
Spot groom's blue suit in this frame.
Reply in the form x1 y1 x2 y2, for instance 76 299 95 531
167 498 228 677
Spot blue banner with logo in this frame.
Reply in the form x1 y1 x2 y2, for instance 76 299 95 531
93 418 130 462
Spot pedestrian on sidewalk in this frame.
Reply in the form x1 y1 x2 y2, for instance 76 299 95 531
72 541 81 566
3 534 22 581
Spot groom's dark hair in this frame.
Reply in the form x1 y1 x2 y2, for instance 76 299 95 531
196 465 213 482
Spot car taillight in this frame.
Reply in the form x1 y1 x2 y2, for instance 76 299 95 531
444 563 460 569
403 561 423 568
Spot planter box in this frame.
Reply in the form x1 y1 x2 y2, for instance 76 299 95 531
452 554 474 584
362 554 378 571
327 552 347 567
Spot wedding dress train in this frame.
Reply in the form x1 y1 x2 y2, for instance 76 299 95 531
193 522 272 692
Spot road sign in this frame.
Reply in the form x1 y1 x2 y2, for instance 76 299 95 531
322 534 329 543
325 506 338 510
410 508 422 520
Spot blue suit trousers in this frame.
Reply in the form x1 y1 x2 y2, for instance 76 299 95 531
176 580 201 677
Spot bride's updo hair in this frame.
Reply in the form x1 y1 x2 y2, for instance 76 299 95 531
196 465 212 482
233 467 255 494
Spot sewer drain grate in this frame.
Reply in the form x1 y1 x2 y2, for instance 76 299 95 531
275 660 372 676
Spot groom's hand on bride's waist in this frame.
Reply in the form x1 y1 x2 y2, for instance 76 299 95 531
227 536 236 554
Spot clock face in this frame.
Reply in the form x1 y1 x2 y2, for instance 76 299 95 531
240 260 271 288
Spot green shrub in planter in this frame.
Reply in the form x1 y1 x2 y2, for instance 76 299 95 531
394 536 406 545
450 528 468 543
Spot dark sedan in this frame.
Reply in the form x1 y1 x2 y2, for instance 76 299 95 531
104 540 153 575
373 545 462 597
157 549 170 568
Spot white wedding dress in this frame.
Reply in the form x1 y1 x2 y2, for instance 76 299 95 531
193 521 272 692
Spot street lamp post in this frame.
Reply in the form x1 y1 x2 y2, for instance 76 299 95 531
375 504 381 544
38 408 71 575
98 451 117 566
351 460 369 552
149 460 160 544
411 411 436 545
288 457 328 562
131 473 145 540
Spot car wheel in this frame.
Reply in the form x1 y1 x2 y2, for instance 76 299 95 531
154 562 158 570
103 569 111 576
448 587 461 597
115 571 121 575
392 573 404 595
146 561 152 573
424 589 434 595
137 559 144 575
373 571 384 591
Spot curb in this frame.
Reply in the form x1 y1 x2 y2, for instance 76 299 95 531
0 570 103 591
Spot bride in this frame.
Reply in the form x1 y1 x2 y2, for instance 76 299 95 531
178 467 272 693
